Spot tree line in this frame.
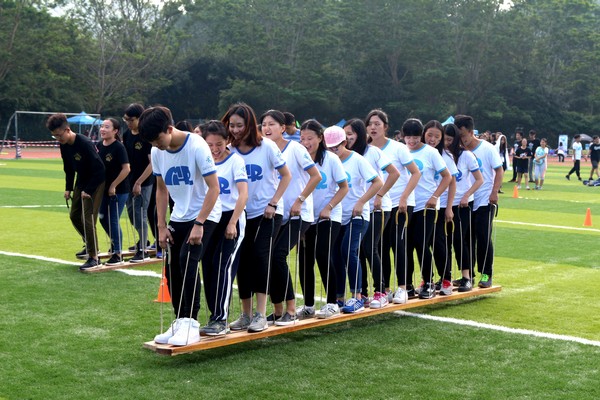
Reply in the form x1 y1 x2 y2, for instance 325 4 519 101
2 0 600 143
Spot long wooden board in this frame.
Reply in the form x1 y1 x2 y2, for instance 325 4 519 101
144 285 501 356
81 257 162 273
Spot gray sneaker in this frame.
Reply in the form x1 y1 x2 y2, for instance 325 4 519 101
200 320 229 336
295 305 315 320
274 312 297 326
229 313 251 331
247 312 268 332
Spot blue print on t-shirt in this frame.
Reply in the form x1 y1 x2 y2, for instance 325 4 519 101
346 172 352 188
246 164 263 182
316 171 327 190
414 159 424 171
456 170 463 182
219 177 230 194
165 166 193 185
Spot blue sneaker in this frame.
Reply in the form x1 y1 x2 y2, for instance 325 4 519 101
341 297 364 314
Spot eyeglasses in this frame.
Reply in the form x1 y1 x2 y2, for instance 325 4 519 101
122 116 136 123
51 127 67 139
327 144 341 152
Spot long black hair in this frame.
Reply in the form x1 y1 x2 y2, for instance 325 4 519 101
343 118 368 155
444 123 463 164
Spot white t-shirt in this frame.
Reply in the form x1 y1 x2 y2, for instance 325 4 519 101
280 140 315 224
231 138 286 219
216 152 247 212
573 141 582 160
340 151 378 224
453 150 480 206
410 144 447 212
471 139 503 211
312 150 347 224
363 145 392 212
151 133 222 223
379 139 415 207
436 150 458 208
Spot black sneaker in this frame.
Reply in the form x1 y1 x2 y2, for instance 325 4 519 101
129 250 148 263
406 285 416 298
265 313 281 326
79 257 99 271
434 279 442 291
418 282 436 299
75 246 88 259
578 176 582 181
105 253 123 266
128 243 137 251
457 277 473 292
565 175 570 180
200 320 229 336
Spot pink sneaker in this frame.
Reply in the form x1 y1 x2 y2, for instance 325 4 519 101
440 279 453 295
369 291 389 309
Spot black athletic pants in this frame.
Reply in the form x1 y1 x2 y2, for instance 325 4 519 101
406 209 436 285
431 207 452 281
470 204 496 277
567 160 581 179
360 210 390 295
391 206 414 286
452 203 474 273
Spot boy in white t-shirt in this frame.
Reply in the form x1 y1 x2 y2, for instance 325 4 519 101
139 106 221 347
566 134 583 181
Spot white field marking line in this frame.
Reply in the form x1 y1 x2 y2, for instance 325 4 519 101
496 219 600 233
396 311 600 348
0 205 67 208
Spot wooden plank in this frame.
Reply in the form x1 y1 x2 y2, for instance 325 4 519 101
143 285 502 356
81 257 162 273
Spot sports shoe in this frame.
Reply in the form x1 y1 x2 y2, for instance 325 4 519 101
79 257 99 271
434 279 442 291
565 175 570 181
130 250 149 263
75 246 88 259
296 305 315 320
406 285 416 298
200 319 229 336
266 313 281 326
156 249 163 258
275 312 297 326
439 279 453 295
168 318 200 346
369 291 389 309
578 176 582 181
526 186 531 190
392 287 408 304
414 280 424 295
386 290 394 303
458 277 473 292
341 297 364 314
516 184 521 189
105 253 123 266
154 319 183 344
316 303 340 319
248 312 268 332
418 282 436 299
229 313 251 331
478 274 492 288
362 296 372 308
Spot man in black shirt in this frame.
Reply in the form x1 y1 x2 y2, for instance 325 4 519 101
588 135 600 184
527 130 540 183
509 131 522 182
47 113 105 270
122 103 154 262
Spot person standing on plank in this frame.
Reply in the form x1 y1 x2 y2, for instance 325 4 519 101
141 106 221 346
47 113 105 270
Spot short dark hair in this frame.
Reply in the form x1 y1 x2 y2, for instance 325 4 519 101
401 118 424 137
454 114 474 132
529 129 536 136
138 106 173 143
260 109 286 126
283 111 296 126
574 134 581 139
124 103 145 118
202 120 228 140
365 109 389 127
174 120 193 132
46 113 69 131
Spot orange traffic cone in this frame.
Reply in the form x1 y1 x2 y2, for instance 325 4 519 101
154 268 171 303
583 208 592 227
512 185 519 198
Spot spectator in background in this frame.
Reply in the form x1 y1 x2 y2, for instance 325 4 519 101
533 138 548 190
515 138 532 190
394 129 404 143
509 131 522 182
174 120 193 132
495 133 510 193
283 112 301 142
556 141 566 162
587 135 600 185
527 130 540 183
566 134 583 181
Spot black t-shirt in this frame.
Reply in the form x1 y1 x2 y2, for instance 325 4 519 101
60 133 105 194
528 138 541 153
589 143 600 162
122 129 154 187
515 147 532 169
97 140 130 195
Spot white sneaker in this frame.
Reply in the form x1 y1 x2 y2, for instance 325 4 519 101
167 318 200 346
154 319 183 344
392 287 408 304
370 291 389 309
296 305 315 320
315 303 340 319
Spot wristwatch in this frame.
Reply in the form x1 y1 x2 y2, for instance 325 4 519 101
297 195 306 203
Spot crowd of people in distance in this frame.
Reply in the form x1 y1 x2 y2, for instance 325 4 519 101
47 104 504 346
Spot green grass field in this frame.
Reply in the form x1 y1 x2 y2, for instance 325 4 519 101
1 158 599 399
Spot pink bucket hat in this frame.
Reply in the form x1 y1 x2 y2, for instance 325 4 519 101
324 125 346 147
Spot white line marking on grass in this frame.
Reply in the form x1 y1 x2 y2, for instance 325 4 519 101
496 219 600 233
0 250 80 265
117 269 162 278
396 311 600 347
0 205 67 208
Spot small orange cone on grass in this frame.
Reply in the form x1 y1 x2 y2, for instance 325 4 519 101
583 208 592 227
154 268 171 303
512 185 519 198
